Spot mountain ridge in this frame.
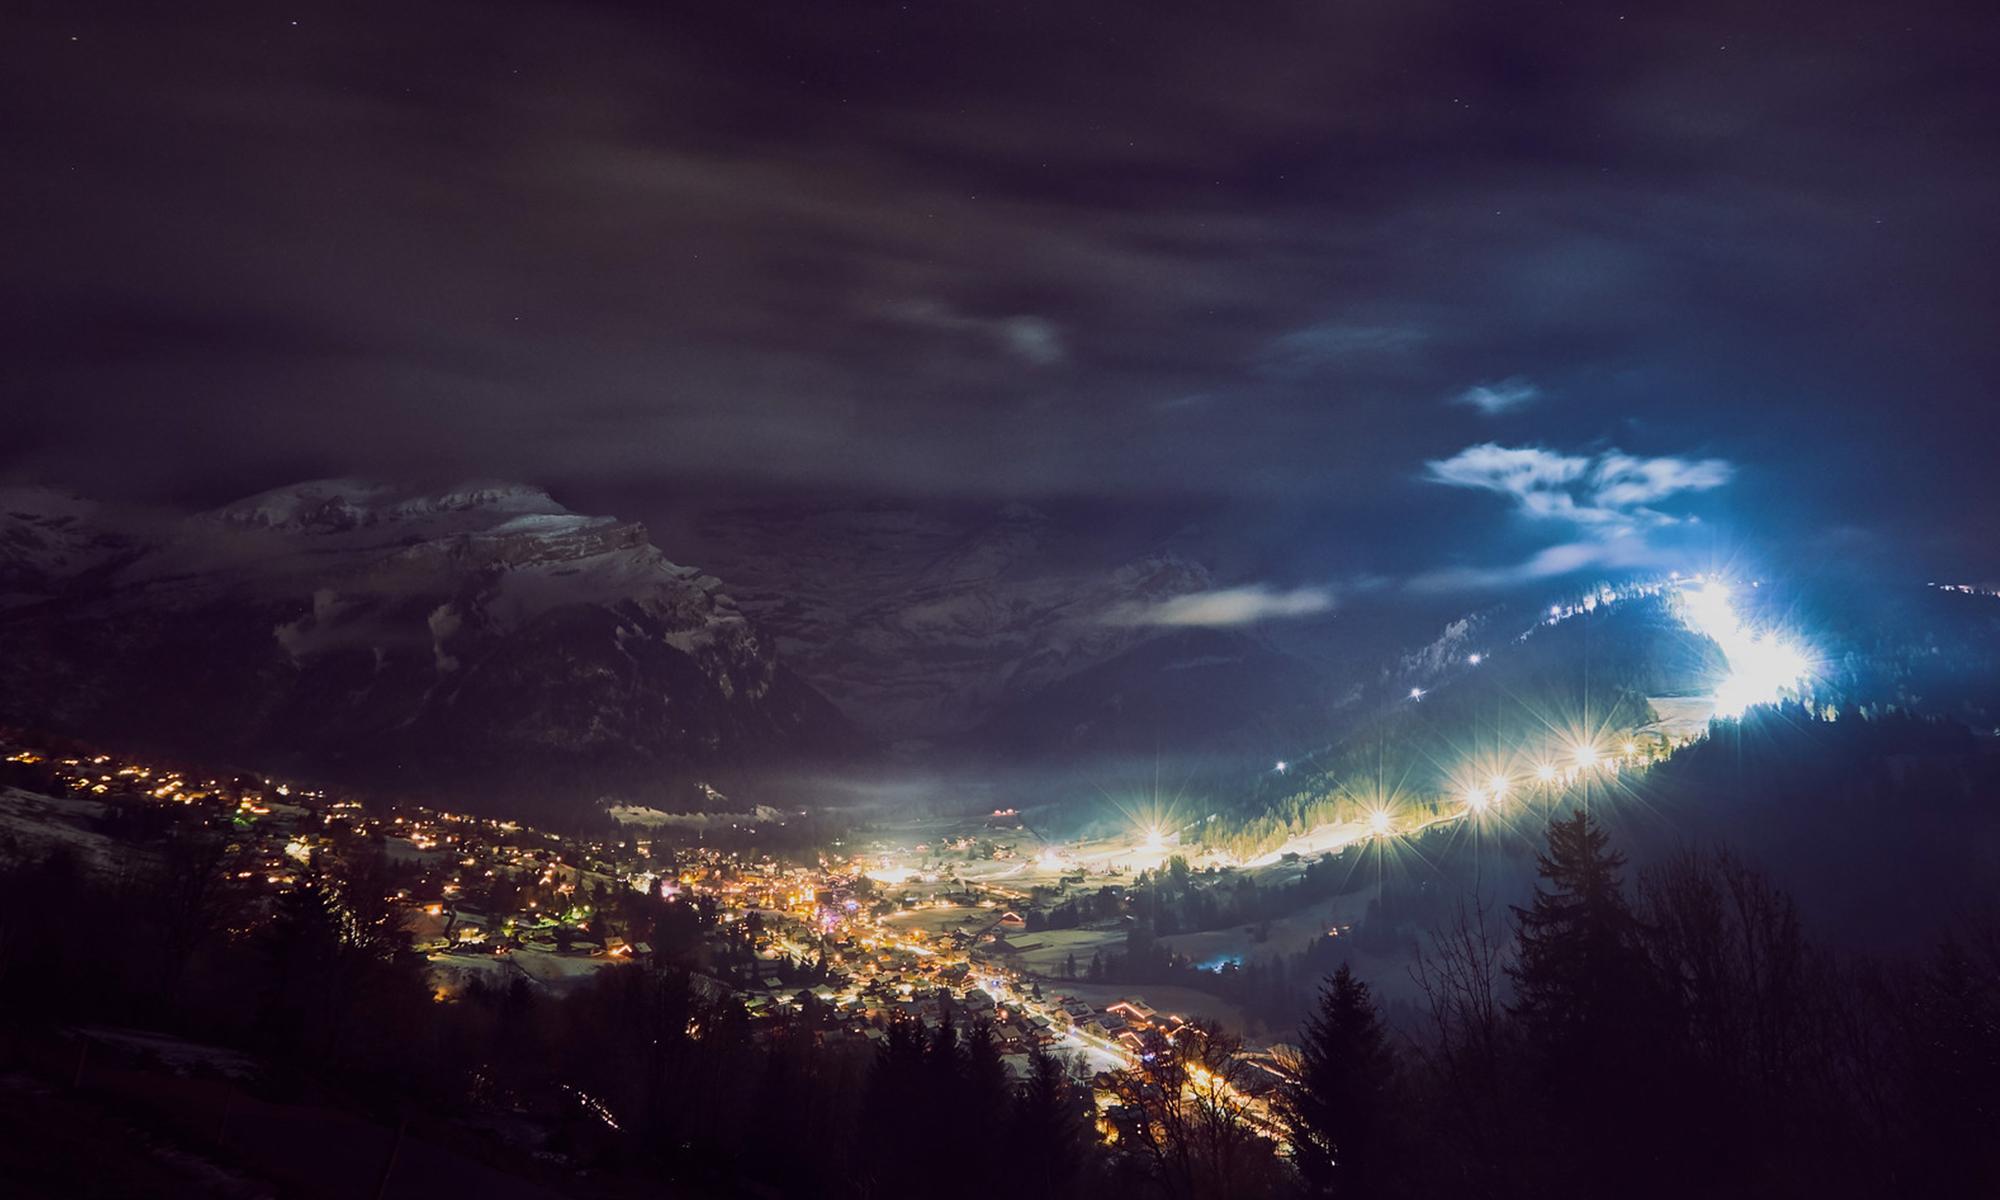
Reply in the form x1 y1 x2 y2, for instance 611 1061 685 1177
0 480 855 816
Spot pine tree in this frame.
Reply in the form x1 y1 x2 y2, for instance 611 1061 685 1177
1508 810 1647 1044
1507 810 1665 1191
859 1019 929 1195
1010 1046 1087 1199
962 1020 1011 1180
1278 963 1396 1197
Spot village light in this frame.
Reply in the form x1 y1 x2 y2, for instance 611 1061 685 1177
1369 809 1392 837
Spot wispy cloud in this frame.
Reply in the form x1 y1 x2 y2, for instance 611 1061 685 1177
1107 584 1334 627
1255 322 1424 380
1414 443 1734 591
883 299 1065 366
1425 443 1731 532
1407 539 1654 592
1451 377 1540 415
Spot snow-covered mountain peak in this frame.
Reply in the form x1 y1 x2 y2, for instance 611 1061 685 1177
0 480 852 809
203 479 572 536
0 486 134 605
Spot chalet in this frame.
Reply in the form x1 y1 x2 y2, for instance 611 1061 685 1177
1105 998 1158 1024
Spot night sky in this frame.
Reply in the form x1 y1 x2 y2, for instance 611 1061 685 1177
7 2 1999 597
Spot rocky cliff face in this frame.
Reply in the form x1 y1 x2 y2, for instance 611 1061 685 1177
0 481 852 811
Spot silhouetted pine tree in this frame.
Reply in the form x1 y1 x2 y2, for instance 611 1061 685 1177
1278 963 1397 1198
1008 1046 1088 1199
858 1018 929 1196
1507 810 1669 1194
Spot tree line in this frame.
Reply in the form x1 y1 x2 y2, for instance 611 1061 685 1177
2 791 1996 1196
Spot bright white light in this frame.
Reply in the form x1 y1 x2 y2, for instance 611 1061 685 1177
1681 579 1814 718
1535 763 1557 783
1369 809 1392 836
1466 653 1482 665
1039 849 1062 871
1622 741 1637 756
1409 687 1425 701
1551 605 1563 617
1142 827 1165 852
1465 786 1488 813
1487 774 1508 800
1574 744 1599 769
1274 760 1287 773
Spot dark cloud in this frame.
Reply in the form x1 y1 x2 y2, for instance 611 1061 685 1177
4 1 1998 580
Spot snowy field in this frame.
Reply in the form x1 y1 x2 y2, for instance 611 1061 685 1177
1645 695 1718 741
1159 888 1378 969
0 786 125 871
1242 819 1372 868
880 903 999 937
1007 927 1128 975
427 945 627 995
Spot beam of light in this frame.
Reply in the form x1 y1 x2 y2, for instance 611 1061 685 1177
1368 809 1392 837
1487 774 1509 801
1464 786 1488 813
1573 742 1599 769
1142 826 1165 852
1535 763 1557 783
1680 579 1814 718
